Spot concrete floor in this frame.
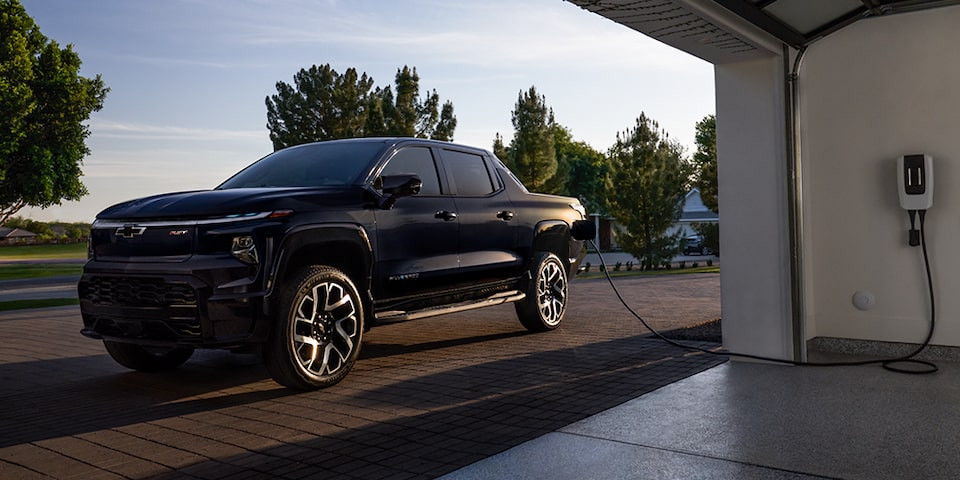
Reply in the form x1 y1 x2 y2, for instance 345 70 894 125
442 358 960 480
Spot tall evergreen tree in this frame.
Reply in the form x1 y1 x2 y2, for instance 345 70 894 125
266 64 374 150
266 64 456 150
0 0 109 226
367 66 457 141
495 86 557 192
607 113 687 268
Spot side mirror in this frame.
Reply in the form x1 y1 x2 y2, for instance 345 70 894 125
375 173 422 209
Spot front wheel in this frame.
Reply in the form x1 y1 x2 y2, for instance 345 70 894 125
264 266 364 390
103 341 194 372
515 252 568 332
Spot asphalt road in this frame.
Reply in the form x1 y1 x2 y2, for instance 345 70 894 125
0 275 80 302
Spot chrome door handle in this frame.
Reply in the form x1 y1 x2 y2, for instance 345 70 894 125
435 211 458 221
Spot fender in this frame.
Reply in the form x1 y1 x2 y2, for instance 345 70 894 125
264 223 374 313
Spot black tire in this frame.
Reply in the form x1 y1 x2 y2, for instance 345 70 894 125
263 266 364 390
515 252 568 332
103 341 194 372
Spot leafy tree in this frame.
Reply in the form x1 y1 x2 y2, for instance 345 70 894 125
693 114 717 213
607 113 687 268
266 64 456 151
495 86 557 192
0 0 108 226
553 126 609 215
693 221 719 256
691 114 718 255
4 216 53 240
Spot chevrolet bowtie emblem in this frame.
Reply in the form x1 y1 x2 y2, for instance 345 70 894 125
115 225 146 238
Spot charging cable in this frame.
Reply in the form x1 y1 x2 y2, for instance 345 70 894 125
589 218 938 374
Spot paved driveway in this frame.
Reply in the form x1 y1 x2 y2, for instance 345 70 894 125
0 274 723 479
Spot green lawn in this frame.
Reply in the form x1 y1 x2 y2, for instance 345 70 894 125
0 298 79 312
0 243 87 260
0 263 84 281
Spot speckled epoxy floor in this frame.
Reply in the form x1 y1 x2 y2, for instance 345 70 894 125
442 358 960 480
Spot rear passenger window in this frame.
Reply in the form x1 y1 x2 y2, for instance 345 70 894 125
382 147 442 196
443 150 496 196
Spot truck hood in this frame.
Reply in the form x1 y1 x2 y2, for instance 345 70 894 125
96 187 360 221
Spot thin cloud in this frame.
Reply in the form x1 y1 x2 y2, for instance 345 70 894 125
89 119 267 142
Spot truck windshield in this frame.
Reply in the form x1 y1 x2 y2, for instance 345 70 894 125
217 141 387 189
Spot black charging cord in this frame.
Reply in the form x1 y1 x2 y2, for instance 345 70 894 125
588 216 938 374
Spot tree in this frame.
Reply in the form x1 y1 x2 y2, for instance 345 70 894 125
552 126 609 215
607 113 687 268
693 114 717 213
266 64 375 150
495 86 557 192
692 114 719 255
0 0 108 226
372 66 457 141
266 64 456 151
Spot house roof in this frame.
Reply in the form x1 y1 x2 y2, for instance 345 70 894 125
0 227 37 239
565 0 960 64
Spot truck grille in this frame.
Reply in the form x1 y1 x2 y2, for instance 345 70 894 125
80 276 198 307
79 276 202 341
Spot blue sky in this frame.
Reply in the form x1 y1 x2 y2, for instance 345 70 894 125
19 0 714 222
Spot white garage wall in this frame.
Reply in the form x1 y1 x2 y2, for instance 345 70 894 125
802 6 960 346
716 55 794 360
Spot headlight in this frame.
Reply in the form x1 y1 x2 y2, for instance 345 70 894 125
231 235 259 265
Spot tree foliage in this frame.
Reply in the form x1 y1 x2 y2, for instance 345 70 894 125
266 64 456 150
552 125 609 215
4 216 90 242
693 114 717 213
0 0 108 226
607 113 687 267
494 86 557 192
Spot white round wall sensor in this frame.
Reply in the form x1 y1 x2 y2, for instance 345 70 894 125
852 290 876 311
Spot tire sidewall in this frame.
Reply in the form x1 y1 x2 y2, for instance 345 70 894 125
516 252 568 332
266 266 364 389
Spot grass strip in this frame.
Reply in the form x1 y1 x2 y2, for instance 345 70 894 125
0 264 84 281
0 243 87 260
0 298 79 312
578 266 719 280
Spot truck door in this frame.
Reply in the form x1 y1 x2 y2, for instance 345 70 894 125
373 146 460 300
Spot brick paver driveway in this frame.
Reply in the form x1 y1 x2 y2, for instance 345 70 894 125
0 273 723 479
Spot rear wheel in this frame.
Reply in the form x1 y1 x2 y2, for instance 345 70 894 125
103 341 194 372
515 252 568 332
264 266 364 390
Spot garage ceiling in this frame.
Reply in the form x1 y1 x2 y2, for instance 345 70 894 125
566 0 960 63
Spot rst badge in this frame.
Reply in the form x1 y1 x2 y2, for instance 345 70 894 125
115 225 145 238
169 229 189 236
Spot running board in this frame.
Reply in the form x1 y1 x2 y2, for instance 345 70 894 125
375 290 526 323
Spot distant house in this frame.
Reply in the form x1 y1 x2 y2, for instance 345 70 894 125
0 227 38 245
591 188 719 250
669 188 719 239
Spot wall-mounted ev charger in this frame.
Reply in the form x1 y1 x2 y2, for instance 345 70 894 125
897 154 933 247
898 154 933 210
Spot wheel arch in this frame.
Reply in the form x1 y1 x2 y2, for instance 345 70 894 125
530 220 572 266
265 224 373 318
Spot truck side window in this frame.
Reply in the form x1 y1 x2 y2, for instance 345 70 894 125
443 150 496 196
382 147 442 196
